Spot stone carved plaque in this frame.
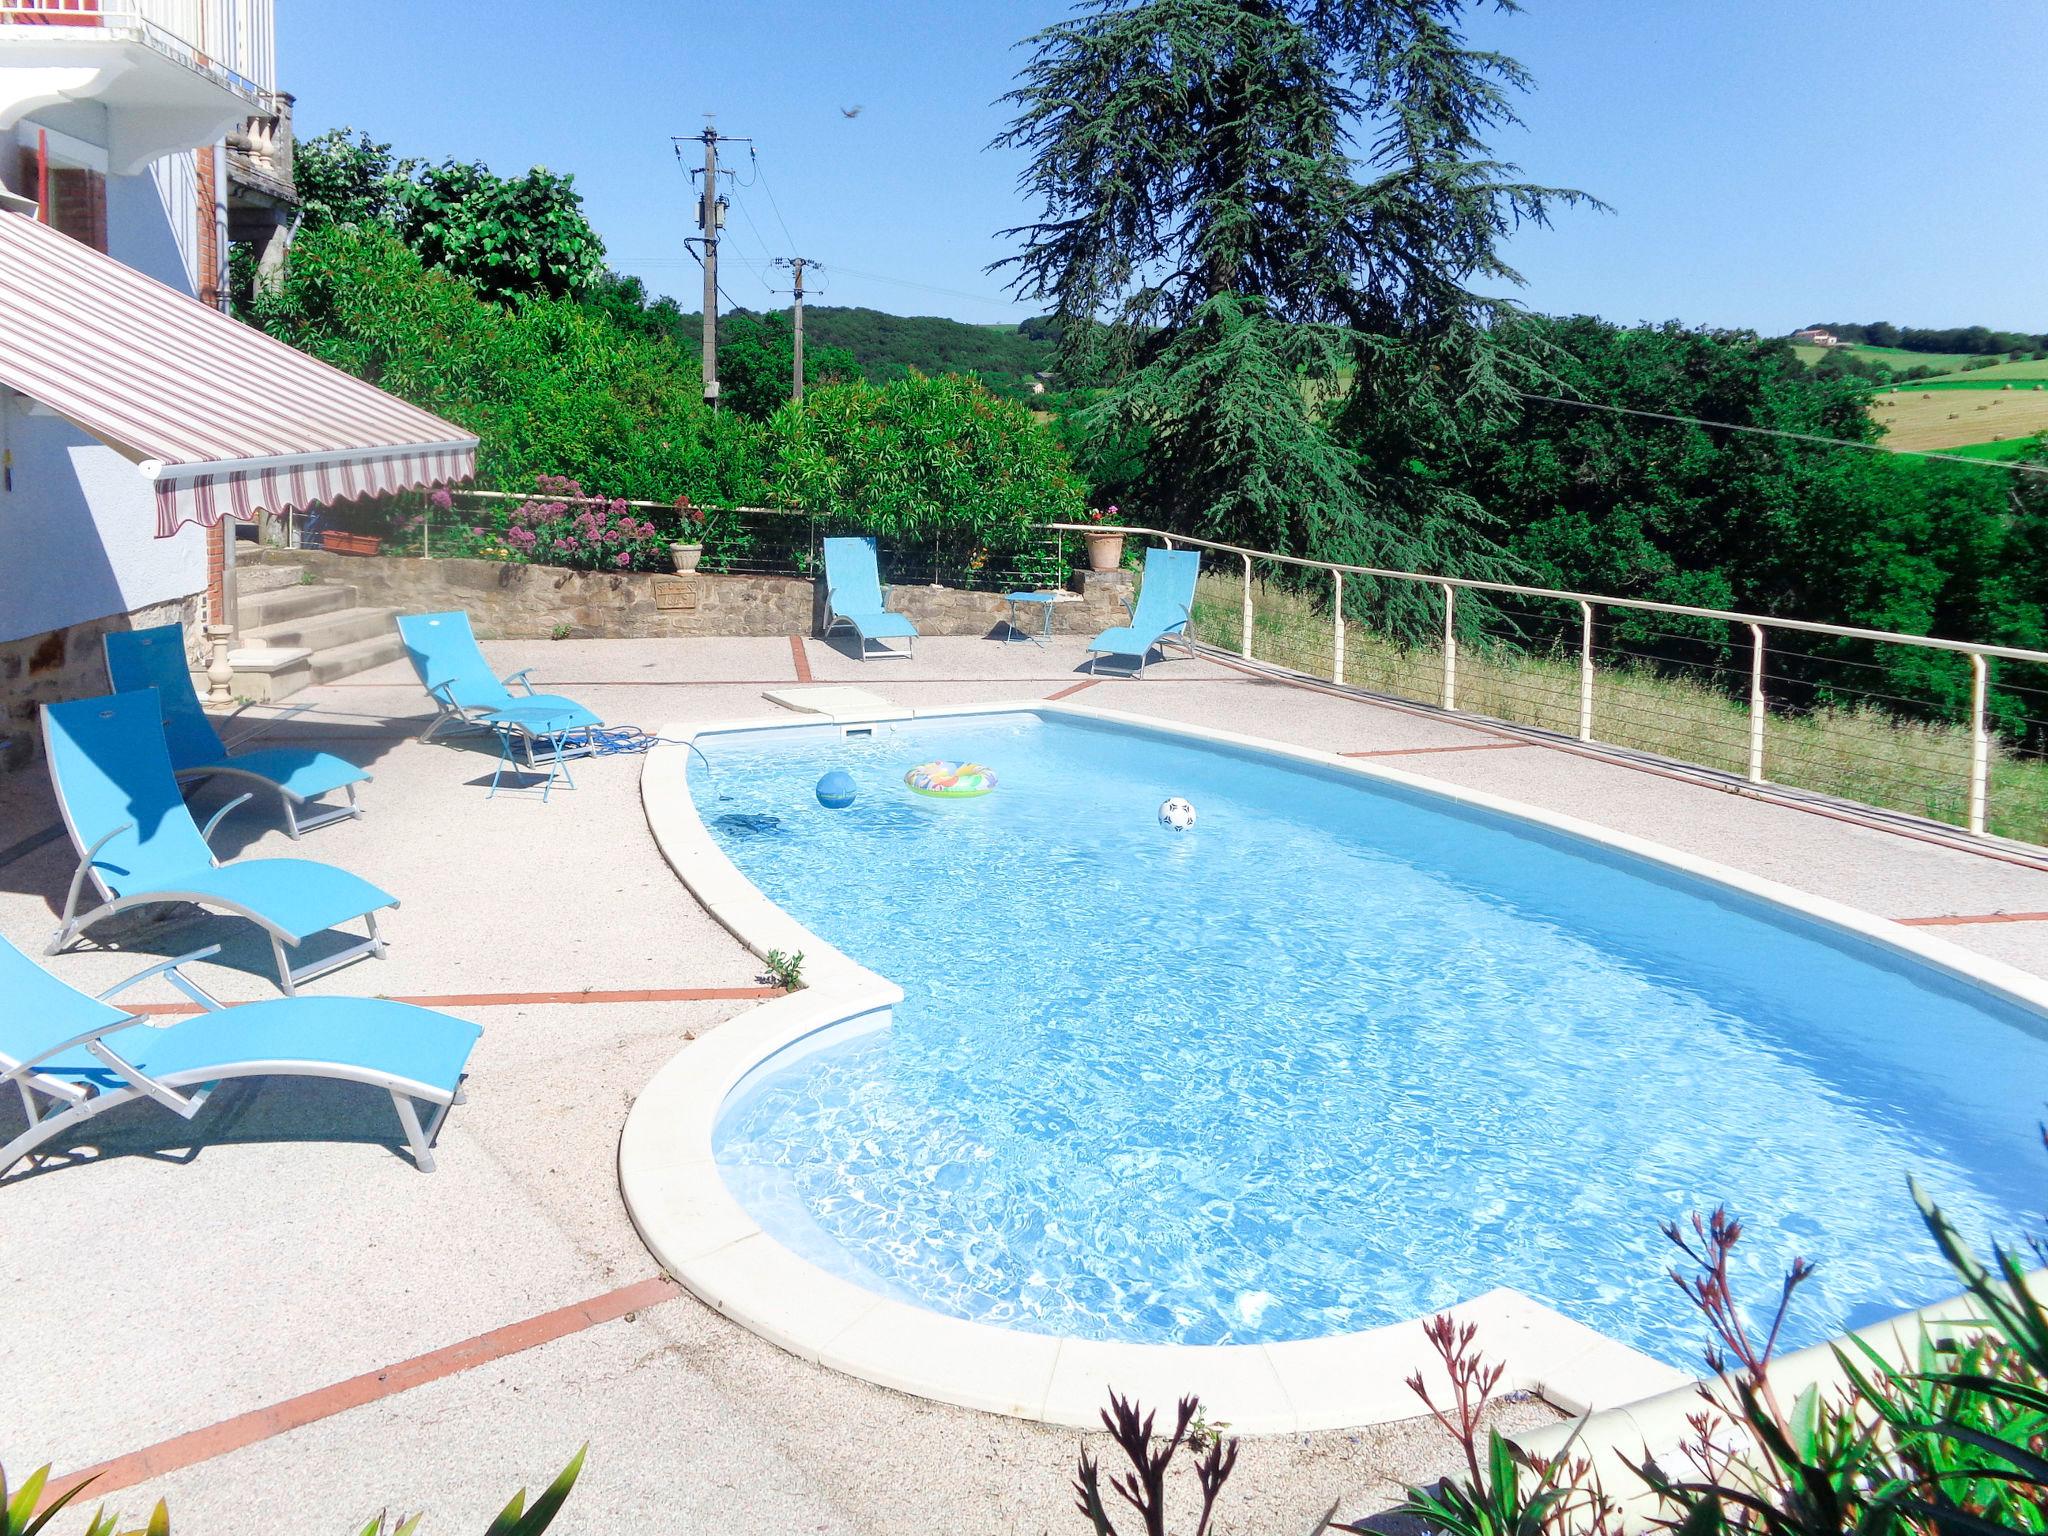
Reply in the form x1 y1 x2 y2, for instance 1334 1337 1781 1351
653 575 699 612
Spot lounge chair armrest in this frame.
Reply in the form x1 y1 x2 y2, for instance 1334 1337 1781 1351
1120 593 1137 620
97 945 226 1008
200 792 256 852
4 1009 156 1081
502 667 538 695
59 821 131 934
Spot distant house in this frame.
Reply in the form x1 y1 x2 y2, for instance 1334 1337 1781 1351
1793 328 1843 348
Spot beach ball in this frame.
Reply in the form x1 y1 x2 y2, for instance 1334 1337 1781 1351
1158 796 1197 832
815 770 857 810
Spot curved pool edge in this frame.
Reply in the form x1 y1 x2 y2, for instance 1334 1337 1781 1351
623 698 2048 1434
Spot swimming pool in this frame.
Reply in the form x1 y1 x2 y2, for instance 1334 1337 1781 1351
685 707 2046 1373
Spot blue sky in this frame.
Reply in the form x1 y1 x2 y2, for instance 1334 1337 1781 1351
280 0 2047 335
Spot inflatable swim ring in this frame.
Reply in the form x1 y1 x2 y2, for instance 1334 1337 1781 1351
904 760 997 798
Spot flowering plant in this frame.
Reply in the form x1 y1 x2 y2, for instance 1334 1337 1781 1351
673 494 708 539
1086 504 1121 525
499 475 671 572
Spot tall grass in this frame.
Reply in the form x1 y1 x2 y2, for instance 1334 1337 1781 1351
1187 574 2048 844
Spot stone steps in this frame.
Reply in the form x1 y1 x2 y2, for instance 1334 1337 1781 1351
225 568 404 703
241 603 399 654
309 631 408 685
237 581 355 630
235 561 307 597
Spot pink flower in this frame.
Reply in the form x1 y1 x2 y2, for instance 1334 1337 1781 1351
613 551 631 569
428 488 453 512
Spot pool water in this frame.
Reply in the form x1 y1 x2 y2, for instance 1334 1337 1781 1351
699 711 2046 1367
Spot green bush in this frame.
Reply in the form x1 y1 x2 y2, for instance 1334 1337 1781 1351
248 228 1088 569
767 371 1087 557
246 224 766 506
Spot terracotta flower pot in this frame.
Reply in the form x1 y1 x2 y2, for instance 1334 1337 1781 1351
670 542 704 573
1084 530 1125 572
320 530 382 557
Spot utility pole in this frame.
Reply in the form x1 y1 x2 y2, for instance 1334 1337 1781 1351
676 121 748 410
774 256 821 403
699 129 719 408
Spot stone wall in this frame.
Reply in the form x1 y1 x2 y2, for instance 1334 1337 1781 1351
243 549 1134 643
1 592 206 772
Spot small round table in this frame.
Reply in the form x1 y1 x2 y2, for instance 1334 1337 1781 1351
1003 590 1083 646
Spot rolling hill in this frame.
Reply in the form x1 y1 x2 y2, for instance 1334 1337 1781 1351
657 305 1056 386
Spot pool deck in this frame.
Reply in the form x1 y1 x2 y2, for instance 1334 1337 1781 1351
4 632 2045 1532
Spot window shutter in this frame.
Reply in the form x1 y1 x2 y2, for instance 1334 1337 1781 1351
46 166 106 253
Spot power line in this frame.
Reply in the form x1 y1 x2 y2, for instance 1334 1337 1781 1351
723 190 784 295
1516 392 2048 476
749 147 800 254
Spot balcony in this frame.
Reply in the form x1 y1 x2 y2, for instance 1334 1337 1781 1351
0 0 271 173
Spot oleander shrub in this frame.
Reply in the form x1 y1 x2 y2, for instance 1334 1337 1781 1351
1372 1172 2048 1536
0 1446 583 1536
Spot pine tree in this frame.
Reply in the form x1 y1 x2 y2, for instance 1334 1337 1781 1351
992 0 1601 632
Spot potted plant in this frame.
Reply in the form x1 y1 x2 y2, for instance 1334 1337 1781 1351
320 529 382 557
1084 505 1125 572
670 496 706 572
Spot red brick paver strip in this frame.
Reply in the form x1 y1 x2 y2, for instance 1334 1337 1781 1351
1896 910 2048 927
126 985 780 1017
42 1275 684 1511
789 635 814 682
1342 741 1534 759
1044 678 1102 701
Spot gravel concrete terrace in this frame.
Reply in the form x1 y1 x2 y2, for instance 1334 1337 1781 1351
4 631 2046 1534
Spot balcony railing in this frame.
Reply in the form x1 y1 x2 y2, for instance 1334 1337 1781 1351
1 0 272 96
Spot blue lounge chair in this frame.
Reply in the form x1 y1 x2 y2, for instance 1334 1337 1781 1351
41 689 398 994
105 623 371 840
1 936 479 1176
821 537 919 660
396 611 602 766
1086 547 1203 676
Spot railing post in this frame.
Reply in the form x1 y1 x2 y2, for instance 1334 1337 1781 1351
1331 569 1345 684
1240 553 1253 659
1441 583 1457 711
1969 652 1989 835
423 509 431 561
1747 623 1766 784
1578 600 1595 742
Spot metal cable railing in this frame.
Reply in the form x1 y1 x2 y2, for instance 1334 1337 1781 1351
1046 521 2048 847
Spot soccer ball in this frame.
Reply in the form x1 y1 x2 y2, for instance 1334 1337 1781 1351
1158 796 1197 832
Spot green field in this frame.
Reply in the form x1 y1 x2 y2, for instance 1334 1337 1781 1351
1875 357 2048 389
1938 436 2048 462
1792 342 1981 375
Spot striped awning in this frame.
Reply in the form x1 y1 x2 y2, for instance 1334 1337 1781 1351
0 210 477 537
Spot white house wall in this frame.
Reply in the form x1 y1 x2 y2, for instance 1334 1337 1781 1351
0 394 208 644
0 137 215 766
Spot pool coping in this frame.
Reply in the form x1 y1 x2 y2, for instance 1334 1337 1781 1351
623 698 2048 1434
